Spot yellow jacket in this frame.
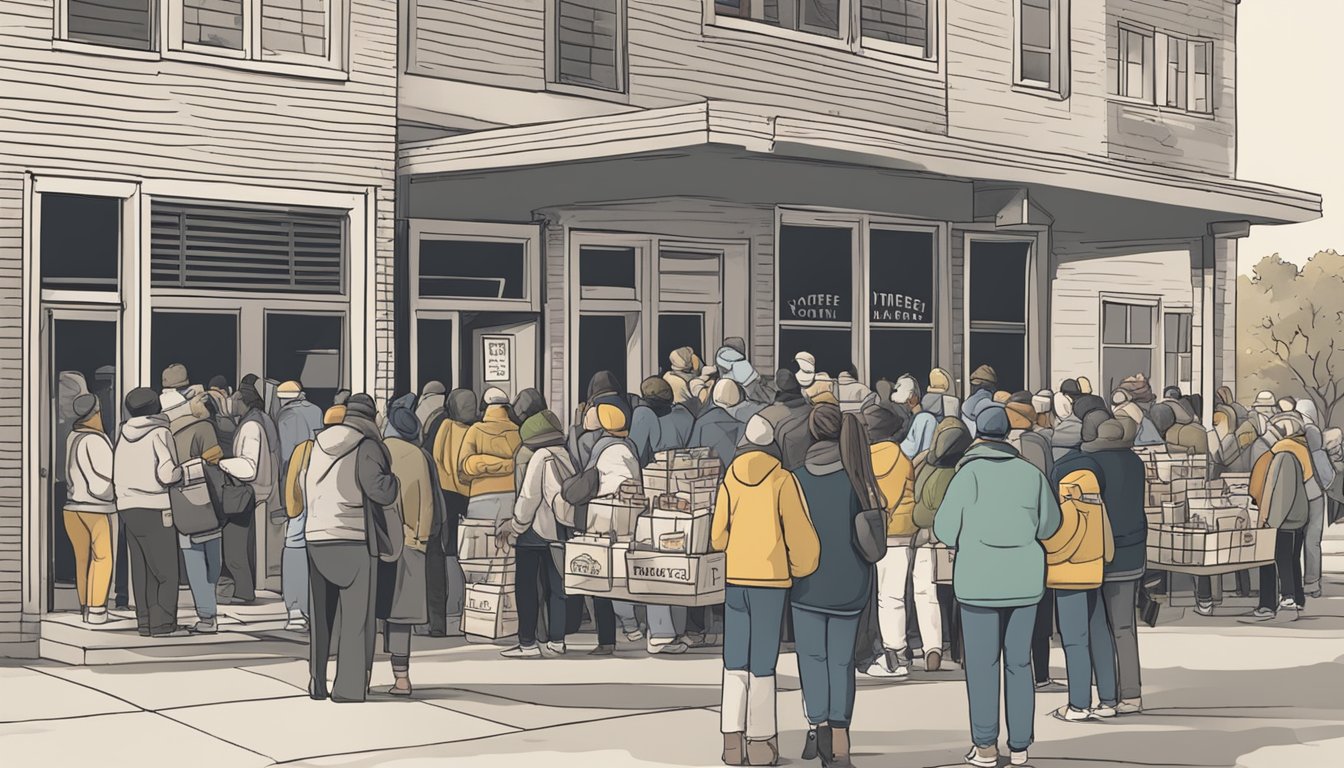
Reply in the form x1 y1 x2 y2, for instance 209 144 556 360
459 406 521 497
1043 468 1114 590
432 418 473 495
1251 437 1313 506
711 451 821 588
872 442 916 537
284 440 313 520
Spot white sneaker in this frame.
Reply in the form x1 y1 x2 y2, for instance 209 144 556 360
965 745 999 767
1090 704 1118 719
1052 706 1096 722
500 645 542 659
1115 699 1143 715
1194 601 1215 617
1010 748 1030 766
1250 607 1276 621
647 640 688 655
863 650 910 679
1279 597 1299 610
541 641 567 657
86 608 108 625
624 628 645 642
284 618 308 633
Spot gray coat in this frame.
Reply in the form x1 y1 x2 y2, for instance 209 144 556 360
1263 452 1309 531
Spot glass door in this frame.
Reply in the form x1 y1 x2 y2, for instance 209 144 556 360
42 308 120 613
412 309 460 393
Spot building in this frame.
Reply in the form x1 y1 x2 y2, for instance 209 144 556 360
1 0 397 652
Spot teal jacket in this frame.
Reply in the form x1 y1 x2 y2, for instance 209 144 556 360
933 441 1063 608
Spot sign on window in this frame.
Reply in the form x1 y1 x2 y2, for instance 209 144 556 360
483 336 512 382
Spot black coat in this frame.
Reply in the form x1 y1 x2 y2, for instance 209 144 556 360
1086 447 1148 580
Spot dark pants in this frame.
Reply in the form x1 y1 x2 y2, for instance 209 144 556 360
114 517 131 608
309 541 377 702
121 508 180 635
515 545 567 646
1031 588 1056 684
426 491 467 633
222 514 256 602
793 607 861 729
1100 579 1142 701
1258 528 1306 611
594 597 617 646
938 584 962 664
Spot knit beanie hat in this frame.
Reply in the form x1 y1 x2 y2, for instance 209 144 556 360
640 376 674 403
927 367 952 395
993 390 1012 404
586 370 621 402
420 380 446 397
808 402 843 441
482 387 510 406
723 337 748 356
1080 409 1110 444
669 346 698 373
389 405 421 441
775 368 801 396
1032 389 1054 415
345 393 377 422
969 364 998 388
976 404 1011 440
323 405 346 425
861 403 904 442
73 393 100 421
712 379 743 409
1006 401 1036 430
161 363 189 390
742 414 775 447
520 410 566 448
124 387 161 417
1077 377 1094 395
1060 378 1082 398
595 397 631 434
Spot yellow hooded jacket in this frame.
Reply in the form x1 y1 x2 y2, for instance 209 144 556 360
711 451 821 588
871 442 916 537
1043 468 1114 590
458 405 521 497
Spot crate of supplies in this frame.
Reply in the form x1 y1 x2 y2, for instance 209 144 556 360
461 556 515 586
458 519 506 561
1146 523 1273 568
563 536 631 596
462 582 518 640
625 550 725 602
636 505 713 554
586 494 646 540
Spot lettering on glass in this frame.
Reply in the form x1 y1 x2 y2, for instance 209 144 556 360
483 335 512 382
870 292 929 322
785 293 843 321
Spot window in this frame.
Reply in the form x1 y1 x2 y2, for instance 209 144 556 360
1101 299 1155 396
1164 34 1187 109
1118 24 1154 101
1159 35 1213 113
1164 311 1193 390
968 240 1030 393
183 0 244 51
553 0 625 92
778 224 854 376
41 194 121 292
265 312 345 409
419 240 527 300
714 0 843 38
151 200 346 294
1190 40 1211 113
869 228 934 384
65 0 155 51
861 0 934 58
579 246 638 300
1016 0 1068 93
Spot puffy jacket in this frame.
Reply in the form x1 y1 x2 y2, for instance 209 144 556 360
459 405 521 497
1043 465 1114 590
510 444 576 543
871 441 916 537
1251 437 1313 505
689 406 745 473
113 415 182 511
711 450 821 588
1260 451 1309 530
912 417 972 532
962 388 996 438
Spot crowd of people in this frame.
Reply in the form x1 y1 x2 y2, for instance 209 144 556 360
59 343 1344 763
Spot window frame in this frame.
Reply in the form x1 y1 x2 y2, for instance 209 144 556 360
168 0 345 68
858 0 938 61
1013 0 1070 97
1163 308 1194 391
1116 21 1155 103
963 232 1035 394
704 0 942 67
1117 24 1214 115
409 220 543 315
547 0 630 97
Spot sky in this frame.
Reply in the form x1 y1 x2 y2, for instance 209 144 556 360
1237 0 1344 274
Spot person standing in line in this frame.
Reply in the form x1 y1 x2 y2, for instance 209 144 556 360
379 404 441 695
460 387 522 522
716 338 772 405
757 370 814 472
835 367 873 414
510 387 548 427
911 417 973 670
1082 415 1148 716
304 394 400 703
414 381 447 440
498 411 577 658
691 380 750 474
961 366 998 439
713 413 820 767
935 406 1062 768
64 394 116 624
861 404 919 680
429 388 478 637
276 380 325 632
790 405 879 768
161 389 226 634
665 346 702 411
1250 412 1312 620
218 382 280 605
1293 399 1333 599
114 388 185 638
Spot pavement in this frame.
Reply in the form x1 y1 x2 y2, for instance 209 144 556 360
6 534 1344 768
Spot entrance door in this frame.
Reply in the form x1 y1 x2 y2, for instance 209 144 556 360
42 309 119 613
413 310 460 392
471 318 538 400
578 313 638 399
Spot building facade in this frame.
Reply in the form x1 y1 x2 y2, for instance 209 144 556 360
1 0 398 652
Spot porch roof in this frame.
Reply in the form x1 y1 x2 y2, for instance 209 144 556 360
398 101 1320 227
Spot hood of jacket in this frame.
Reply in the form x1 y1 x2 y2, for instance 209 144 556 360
446 389 479 425
729 450 784 487
870 440 904 479
957 440 1020 469
715 346 759 387
929 417 973 467
315 423 367 461
121 414 170 442
804 440 842 474
511 388 547 425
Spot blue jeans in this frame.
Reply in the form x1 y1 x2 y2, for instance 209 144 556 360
960 604 1037 752
724 585 787 677
792 607 860 729
181 537 222 621
283 546 309 617
1055 589 1118 711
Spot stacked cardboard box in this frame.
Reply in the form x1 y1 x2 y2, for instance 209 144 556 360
626 550 726 604
635 493 713 555
930 544 955 585
644 449 722 498
1146 524 1275 567
563 534 630 595
463 580 518 640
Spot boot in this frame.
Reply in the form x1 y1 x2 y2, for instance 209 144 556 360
829 728 852 768
817 725 834 765
389 670 412 696
722 732 746 766
802 728 820 760
745 737 779 766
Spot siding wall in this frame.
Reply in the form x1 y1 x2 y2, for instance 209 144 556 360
0 0 398 646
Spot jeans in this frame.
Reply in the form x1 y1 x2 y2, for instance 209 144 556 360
1259 528 1306 611
613 601 640 634
961 604 1037 753
1303 495 1325 593
122 508 181 635
181 537 223 621
283 546 309 618
114 517 131 608
1100 580 1142 701
1055 589 1118 711
723 586 787 677
792 607 861 729
1031 589 1056 684
875 547 911 653
515 545 568 646
309 542 378 702
594 598 618 646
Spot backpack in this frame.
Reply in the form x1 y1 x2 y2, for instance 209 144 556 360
561 436 630 532
1044 468 1113 590
285 440 314 520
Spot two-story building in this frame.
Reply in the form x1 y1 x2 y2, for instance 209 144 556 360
397 0 1319 418
1 0 398 653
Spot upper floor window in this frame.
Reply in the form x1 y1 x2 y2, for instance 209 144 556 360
1117 24 1154 101
713 0 937 61
64 0 155 51
552 0 626 93
1115 23 1214 115
1015 0 1069 95
1161 34 1213 114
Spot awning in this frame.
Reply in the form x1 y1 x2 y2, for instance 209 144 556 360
399 101 1321 226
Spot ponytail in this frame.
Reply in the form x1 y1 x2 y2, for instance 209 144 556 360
839 412 886 511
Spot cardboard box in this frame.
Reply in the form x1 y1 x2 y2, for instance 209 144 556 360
1161 501 1189 526
586 496 645 540
461 557 516 586
463 583 518 640
458 520 505 561
636 506 713 554
931 545 955 584
626 551 726 598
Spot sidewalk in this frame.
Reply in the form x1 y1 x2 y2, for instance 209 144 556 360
6 539 1344 767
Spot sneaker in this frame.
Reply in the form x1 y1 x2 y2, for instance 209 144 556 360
191 618 218 635
926 648 943 672
500 645 542 659
284 617 308 633
1010 749 1030 766
965 744 999 767
1090 704 1118 719
1194 601 1215 617
1307 588 1322 599
150 626 191 638
1052 706 1096 722
1279 597 1299 610
86 608 108 626
1035 679 1065 691
588 644 615 656
541 641 567 657
624 628 645 642
648 640 688 655
863 650 909 679
1250 607 1277 621
1115 698 1143 715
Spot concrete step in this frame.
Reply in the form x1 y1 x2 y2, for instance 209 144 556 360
40 608 307 666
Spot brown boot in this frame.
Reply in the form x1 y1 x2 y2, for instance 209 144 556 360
722 732 746 766
745 736 779 766
389 671 412 696
829 728 852 767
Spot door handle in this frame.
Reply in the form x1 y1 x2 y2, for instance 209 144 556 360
39 467 48 479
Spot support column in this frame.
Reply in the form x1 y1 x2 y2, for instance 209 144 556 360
1200 222 1251 425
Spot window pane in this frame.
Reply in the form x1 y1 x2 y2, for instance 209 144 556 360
1192 41 1212 112
802 0 842 35
266 312 344 409
418 239 525 299
151 311 239 398
1103 346 1152 398
779 327 852 380
658 313 703 376
578 314 631 398
869 328 932 386
1179 313 1193 352
262 0 329 58
1102 302 1129 345
870 229 934 324
556 0 622 91
779 225 853 323
579 246 637 291
1022 51 1052 83
184 0 245 50
67 0 154 51
1129 304 1153 346
969 331 1025 393
1166 36 1187 108
862 0 929 51
968 241 1029 324
1021 0 1052 49
417 318 455 391
41 193 120 291
659 250 722 303
1164 313 1180 349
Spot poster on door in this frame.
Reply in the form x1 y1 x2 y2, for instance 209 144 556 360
483 335 512 382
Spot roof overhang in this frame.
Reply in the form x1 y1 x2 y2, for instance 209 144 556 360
398 101 1321 226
